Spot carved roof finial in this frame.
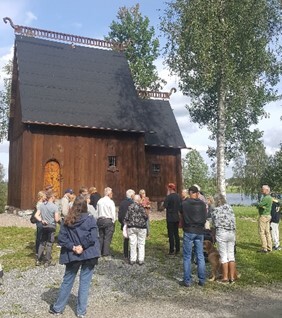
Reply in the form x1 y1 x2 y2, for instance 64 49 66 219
169 87 177 96
3 17 16 29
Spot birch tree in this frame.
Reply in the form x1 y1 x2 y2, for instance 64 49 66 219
161 0 282 196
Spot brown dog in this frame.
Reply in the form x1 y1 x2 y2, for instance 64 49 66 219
203 240 221 281
203 240 240 282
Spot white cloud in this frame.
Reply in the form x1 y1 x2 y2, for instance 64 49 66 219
0 141 9 179
0 140 9 153
24 11 37 25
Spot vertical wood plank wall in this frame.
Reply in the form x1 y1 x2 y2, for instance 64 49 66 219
9 126 183 209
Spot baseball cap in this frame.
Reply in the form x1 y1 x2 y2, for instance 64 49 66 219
65 188 74 194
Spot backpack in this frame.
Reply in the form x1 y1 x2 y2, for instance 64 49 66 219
30 207 38 224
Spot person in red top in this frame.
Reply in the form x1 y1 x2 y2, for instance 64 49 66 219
164 183 181 255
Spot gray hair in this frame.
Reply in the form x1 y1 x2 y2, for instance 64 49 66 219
104 187 113 196
214 194 227 207
262 185 270 193
133 194 141 203
126 189 135 199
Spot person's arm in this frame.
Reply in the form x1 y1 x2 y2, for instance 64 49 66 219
35 209 48 225
80 218 98 249
34 209 41 221
110 200 116 222
61 198 69 217
54 211 61 223
257 196 268 209
58 224 76 251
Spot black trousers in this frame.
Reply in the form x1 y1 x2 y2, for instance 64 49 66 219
167 221 180 253
123 237 129 259
97 218 115 256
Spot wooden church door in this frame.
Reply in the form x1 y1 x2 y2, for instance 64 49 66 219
43 160 61 197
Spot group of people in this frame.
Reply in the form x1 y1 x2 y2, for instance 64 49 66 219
118 189 150 265
32 185 151 317
32 185 100 317
31 182 280 316
257 185 281 253
163 183 237 287
164 183 281 288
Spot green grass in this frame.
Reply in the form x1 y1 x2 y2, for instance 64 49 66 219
1 206 281 288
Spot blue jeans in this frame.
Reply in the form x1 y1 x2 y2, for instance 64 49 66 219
53 262 95 316
183 232 205 285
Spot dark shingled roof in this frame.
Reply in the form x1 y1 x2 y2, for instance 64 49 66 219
15 35 186 148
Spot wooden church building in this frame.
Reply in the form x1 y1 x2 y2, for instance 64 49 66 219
5 19 186 209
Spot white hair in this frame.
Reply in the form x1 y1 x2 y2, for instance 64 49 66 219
133 194 141 203
193 184 201 191
126 189 135 199
262 185 270 193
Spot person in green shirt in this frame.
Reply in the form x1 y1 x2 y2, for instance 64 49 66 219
257 185 273 253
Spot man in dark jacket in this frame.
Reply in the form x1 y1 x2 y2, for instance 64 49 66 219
164 183 181 255
118 189 135 259
270 193 281 250
180 186 207 287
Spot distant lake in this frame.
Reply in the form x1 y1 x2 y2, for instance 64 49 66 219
226 193 257 206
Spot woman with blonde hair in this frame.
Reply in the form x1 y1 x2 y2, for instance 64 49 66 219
139 189 151 237
211 194 237 284
35 191 47 257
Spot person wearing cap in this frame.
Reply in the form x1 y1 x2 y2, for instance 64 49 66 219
61 188 74 217
179 185 207 287
164 183 181 255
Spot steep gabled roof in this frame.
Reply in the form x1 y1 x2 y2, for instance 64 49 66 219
141 99 186 148
15 35 186 148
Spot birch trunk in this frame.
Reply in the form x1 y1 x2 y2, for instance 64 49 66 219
216 83 226 197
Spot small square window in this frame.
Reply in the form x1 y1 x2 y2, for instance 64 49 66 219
108 156 117 167
152 163 160 173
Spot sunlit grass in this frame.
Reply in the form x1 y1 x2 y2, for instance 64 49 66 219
1 207 282 288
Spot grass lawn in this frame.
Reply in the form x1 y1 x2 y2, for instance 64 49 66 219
0 206 281 287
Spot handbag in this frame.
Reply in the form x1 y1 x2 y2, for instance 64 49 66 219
122 224 128 238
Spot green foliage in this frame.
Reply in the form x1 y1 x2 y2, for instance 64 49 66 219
182 149 216 194
0 162 7 213
0 61 12 143
106 4 166 90
261 145 282 192
232 140 268 198
161 0 282 194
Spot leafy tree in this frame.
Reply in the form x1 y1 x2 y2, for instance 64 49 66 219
232 140 268 198
106 4 166 90
182 149 211 192
261 145 282 192
161 0 282 196
0 162 7 213
0 61 12 142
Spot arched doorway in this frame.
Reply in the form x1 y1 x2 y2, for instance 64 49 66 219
43 160 61 197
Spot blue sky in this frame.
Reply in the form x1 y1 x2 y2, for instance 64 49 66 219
0 0 281 180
